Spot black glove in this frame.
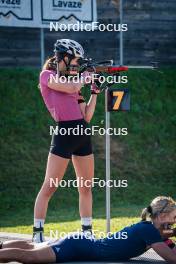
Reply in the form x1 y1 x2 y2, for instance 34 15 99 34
164 239 175 249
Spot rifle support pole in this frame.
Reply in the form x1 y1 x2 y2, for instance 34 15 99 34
105 88 111 233
120 0 124 65
40 28 45 69
105 0 127 231
105 0 124 234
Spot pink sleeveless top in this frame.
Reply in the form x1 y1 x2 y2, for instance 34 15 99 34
39 70 83 122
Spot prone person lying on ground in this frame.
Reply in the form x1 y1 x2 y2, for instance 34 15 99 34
1 196 176 263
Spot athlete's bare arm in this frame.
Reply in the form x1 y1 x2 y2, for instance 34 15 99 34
152 242 176 264
79 94 97 123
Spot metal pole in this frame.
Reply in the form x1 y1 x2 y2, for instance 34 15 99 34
40 28 45 68
105 0 123 233
105 89 111 233
120 0 123 65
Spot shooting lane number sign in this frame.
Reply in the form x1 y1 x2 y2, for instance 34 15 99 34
107 88 130 112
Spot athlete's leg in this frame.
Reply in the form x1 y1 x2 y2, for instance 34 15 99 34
0 245 56 263
33 153 70 242
34 153 70 219
2 240 34 250
72 154 94 222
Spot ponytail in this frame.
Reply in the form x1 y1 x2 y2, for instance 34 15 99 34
141 207 151 221
42 56 57 71
141 196 176 221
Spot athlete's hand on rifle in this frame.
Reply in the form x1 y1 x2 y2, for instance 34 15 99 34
90 83 101 95
81 71 95 85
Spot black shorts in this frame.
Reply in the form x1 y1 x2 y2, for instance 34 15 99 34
49 119 93 159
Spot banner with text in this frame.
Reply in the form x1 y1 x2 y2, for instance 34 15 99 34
0 0 97 28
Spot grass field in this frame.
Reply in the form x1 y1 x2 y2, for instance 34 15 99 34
0 68 175 235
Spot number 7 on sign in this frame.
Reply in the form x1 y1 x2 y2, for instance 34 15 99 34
107 88 130 111
112 91 124 110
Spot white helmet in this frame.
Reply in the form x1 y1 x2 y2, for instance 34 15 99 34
54 39 84 58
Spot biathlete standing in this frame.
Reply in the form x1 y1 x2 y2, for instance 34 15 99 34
32 39 100 242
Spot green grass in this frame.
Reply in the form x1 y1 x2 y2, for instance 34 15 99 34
0 205 140 236
0 68 175 234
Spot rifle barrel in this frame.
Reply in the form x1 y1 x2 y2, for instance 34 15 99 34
126 65 156 69
95 65 156 73
59 64 157 74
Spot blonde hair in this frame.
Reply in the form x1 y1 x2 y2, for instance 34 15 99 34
42 52 69 71
37 56 59 89
42 56 57 71
141 196 176 221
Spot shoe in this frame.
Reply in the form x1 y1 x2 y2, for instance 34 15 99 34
32 227 45 243
0 241 3 249
82 225 94 239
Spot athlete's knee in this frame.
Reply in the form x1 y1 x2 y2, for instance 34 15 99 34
40 180 57 198
78 185 92 196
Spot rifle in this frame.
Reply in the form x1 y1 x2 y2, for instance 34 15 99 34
73 58 158 74
60 59 159 92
